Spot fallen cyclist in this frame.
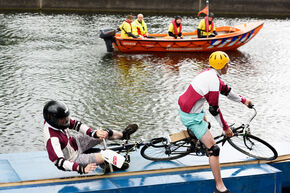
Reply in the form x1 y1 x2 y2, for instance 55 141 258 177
43 100 138 174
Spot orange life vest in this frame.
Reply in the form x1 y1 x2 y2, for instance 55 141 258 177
172 19 182 35
204 16 214 33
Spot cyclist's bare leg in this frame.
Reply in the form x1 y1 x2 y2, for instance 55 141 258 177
200 130 227 192
203 116 208 122
203 116 211 129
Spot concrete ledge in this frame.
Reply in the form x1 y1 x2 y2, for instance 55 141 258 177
0 0 40 9
0 0 290 17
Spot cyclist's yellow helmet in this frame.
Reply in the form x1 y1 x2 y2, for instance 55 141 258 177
209 51 230 70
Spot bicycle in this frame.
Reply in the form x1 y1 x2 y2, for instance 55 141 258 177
140 106 278 161
86 139 145 164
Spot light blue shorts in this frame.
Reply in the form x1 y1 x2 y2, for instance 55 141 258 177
179 109 208 140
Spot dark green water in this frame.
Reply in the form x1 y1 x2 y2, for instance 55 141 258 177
0 13 289 153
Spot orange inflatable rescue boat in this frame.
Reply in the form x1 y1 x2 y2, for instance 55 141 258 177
100 21 263 53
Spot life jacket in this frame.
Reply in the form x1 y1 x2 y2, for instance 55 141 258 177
204 16 214 33
172 19 182 35
133 19 147 36
125 19 133 32
120 20 133 38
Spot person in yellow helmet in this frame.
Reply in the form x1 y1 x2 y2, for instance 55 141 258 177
132 14 148 38
178 51 252 193
118 15 138 39
197 12 218 38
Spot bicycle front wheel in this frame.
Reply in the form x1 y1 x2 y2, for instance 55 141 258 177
140 137 192 161
227 134 278 160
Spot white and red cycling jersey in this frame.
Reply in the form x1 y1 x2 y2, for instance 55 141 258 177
178 68 246 130
43 118 96 172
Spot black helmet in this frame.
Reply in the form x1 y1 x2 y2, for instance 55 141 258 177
43 100 70 129
209 12 215 18
175 16 182 21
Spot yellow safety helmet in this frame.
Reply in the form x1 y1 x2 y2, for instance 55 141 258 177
209 51 230 70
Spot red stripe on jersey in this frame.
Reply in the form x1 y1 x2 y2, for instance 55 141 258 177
69 137 78 151
219 78 228 93
46 138 60 162
178 84 203 113
204 91 219 106
86 128 93 136
48 127 68 150
72 162 79 171
69 119 76 129
218 111 229 131
241 97 246 104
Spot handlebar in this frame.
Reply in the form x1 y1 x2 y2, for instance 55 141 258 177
246 105 257 126
215 105 257 145
248 103 254 109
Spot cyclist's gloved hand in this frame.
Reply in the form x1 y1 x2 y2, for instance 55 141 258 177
95 128 109 139
248 103 254 108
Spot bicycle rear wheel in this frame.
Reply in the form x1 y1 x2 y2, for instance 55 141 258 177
140 137 192 161
227 134 278 160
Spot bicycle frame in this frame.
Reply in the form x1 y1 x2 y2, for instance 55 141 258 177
214 106 257 144
232 106 257 135
107 140 144 162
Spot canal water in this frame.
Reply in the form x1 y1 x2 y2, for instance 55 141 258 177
0 13 289 154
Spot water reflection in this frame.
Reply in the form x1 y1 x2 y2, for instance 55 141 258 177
113 52 207 71
111 50 252 72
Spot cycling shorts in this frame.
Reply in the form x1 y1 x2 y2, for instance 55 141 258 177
179 109 208 140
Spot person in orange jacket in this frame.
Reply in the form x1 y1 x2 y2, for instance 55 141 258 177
197 12 218 38
168 16 183 39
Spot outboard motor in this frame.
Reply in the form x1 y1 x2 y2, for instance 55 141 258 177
99 28 116 52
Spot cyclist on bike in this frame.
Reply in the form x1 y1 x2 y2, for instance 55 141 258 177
43 100 138 174
178 51 252 193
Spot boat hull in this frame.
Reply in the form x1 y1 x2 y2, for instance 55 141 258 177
113 21 264 53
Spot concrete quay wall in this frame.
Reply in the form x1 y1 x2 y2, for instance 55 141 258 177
0 0 289 17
